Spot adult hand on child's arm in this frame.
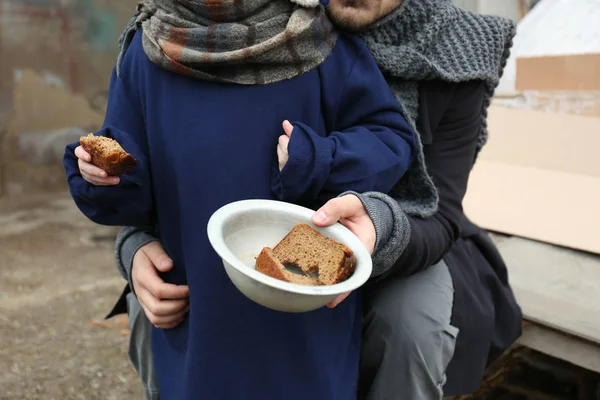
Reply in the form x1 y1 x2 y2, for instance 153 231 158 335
75 146 120 186
311 194 376 308
131 241 190 329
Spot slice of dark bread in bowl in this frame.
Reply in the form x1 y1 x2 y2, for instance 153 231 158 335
255 223 356 286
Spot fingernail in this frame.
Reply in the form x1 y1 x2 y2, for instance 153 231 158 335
161 258 173 268
314 210 327 223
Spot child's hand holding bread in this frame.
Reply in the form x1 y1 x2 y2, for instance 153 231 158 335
76 133 137 186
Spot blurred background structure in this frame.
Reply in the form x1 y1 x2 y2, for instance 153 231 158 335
1 0 599 399
0 0 133 196
0 0 547 198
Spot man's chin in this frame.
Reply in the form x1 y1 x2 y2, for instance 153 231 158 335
327 0 401 32
327 0 382 31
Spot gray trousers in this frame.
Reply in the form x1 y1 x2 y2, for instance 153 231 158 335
125 293 160 400
360 260 457 399
125 261 456 400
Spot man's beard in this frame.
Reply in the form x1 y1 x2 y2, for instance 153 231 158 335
327 0 402 32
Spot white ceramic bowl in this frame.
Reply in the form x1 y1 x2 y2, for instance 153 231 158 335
207 199 372 313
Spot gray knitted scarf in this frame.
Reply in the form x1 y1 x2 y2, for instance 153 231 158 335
362 0 516 218
117 0 337 85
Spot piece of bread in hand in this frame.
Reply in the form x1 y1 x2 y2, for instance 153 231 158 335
255 223 356 286
79 133 137 176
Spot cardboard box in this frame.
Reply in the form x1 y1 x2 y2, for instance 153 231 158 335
516 53 600 91
463 105 600 254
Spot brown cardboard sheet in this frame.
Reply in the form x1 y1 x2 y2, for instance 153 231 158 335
516 53 600 91
463 105 600 254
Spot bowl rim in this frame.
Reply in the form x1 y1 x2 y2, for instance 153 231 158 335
207 199 373 296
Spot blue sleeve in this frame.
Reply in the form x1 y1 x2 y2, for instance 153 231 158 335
63 57 154 228
271 36 417 204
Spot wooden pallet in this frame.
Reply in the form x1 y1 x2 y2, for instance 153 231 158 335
445 235 600 399
495 236 600 374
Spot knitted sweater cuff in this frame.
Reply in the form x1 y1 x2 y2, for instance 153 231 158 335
114 226 159 296
339 191 411 278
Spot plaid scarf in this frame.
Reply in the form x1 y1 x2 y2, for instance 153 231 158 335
117 0 338 85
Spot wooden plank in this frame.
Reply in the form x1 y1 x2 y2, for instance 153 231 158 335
497 237 600 344
513 288 600 345
518 324 600 374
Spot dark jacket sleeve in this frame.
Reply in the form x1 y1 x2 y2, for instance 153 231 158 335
363 80 485 279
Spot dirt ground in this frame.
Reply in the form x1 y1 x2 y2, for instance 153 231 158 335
0 192 142 400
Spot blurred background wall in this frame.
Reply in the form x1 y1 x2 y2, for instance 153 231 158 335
0 0 134 96
0 0 135 196
453 0 542 20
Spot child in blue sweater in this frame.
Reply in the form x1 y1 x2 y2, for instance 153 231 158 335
63 2 416 399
